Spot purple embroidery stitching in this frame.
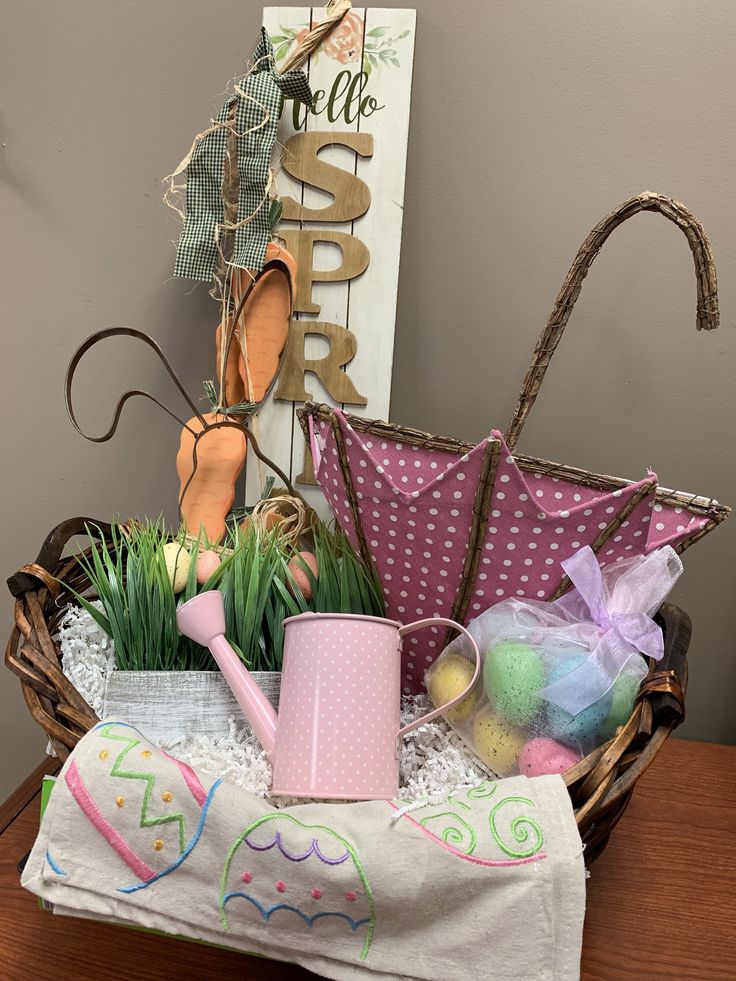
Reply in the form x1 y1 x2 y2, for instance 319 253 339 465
245 830 351 865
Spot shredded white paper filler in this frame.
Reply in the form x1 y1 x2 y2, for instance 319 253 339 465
57 606 492 804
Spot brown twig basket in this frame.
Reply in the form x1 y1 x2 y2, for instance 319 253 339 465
4 192 717 865
7 517 689 865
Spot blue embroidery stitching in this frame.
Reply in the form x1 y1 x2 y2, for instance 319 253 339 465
46 850 67 876
117 777 222 893
222 891 371 932
220 812 376 959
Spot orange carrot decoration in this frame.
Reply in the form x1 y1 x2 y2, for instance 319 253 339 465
234 242 296 403
215 319 246 410
176 413 247 544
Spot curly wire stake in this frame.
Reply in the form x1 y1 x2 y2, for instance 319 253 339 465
65 327 208 440
66 325 307 523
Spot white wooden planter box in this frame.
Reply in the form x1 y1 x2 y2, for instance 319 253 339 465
102 671 281 743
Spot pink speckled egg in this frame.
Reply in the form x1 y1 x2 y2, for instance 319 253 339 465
287 551 318 600
518 737 581 777
196 549 221 585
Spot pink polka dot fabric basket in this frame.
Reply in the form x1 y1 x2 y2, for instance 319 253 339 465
298 192 729 693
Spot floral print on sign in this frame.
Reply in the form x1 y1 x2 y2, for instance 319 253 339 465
271 17 408 76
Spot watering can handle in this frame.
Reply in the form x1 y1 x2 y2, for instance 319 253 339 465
396 618 481 740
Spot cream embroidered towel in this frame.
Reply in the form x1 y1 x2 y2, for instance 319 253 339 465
22 721 585 981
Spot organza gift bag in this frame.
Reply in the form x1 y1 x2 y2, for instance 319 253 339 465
425 547 683 776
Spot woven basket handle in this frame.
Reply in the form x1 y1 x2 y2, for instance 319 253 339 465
7 516 113 597
645 600 689 726
505 192 719 452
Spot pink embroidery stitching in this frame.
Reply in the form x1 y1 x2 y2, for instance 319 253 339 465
65 761 156 881
162 751 207 806
240 871 253 883
275 880 287 893
386 802 547 867
311 888 322 899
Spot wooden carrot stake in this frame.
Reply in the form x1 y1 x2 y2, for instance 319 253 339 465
176 413 248 545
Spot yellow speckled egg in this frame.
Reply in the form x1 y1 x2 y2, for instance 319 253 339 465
472 707 525 776
162 541 191 593
427 654 479 723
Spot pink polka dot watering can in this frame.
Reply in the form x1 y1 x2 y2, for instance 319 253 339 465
176 591 480 800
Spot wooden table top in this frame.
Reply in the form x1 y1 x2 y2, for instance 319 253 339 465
1 737 734 981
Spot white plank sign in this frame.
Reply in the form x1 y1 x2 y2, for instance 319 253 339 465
247 7 416 511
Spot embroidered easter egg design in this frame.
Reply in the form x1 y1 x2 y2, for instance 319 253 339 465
64 722 221 892
219 813 375 960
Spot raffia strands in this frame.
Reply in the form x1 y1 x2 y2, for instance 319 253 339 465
248 494 311 546
278 0 353 73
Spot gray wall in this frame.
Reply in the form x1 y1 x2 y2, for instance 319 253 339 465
2 0 735 797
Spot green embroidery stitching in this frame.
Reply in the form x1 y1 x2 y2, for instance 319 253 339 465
488 796 544 859
445 790 471 811
419 812 476 855
220 812 376 960
99 724 187 853
467 781 498 800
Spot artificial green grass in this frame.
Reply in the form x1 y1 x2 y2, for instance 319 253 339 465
66 518 384 672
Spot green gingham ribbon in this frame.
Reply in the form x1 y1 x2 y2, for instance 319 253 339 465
173 29 311 281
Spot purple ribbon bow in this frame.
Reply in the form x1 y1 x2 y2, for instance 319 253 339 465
537 547 672 717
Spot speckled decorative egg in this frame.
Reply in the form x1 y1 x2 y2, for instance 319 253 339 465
162 542 191 593
196 549 221 585
287 551 318 600
472 707 525 775
484 642 546 725
600 670 641 739
545 655 613 748
518 737 582 777
427 653 479 723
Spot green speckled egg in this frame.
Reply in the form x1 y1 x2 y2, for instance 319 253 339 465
600 671 641 739
483 642 546 725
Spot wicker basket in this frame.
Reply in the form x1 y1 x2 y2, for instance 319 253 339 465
6 191 715 865
7 516 688 865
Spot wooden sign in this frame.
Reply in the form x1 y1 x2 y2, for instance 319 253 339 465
245 6 416 509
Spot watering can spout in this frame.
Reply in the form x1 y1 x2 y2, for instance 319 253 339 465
176 591 278 762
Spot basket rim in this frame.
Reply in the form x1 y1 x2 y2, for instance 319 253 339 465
299 402 730 523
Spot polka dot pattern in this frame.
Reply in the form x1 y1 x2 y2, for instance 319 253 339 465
309 415 711 693
274 615 402 798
